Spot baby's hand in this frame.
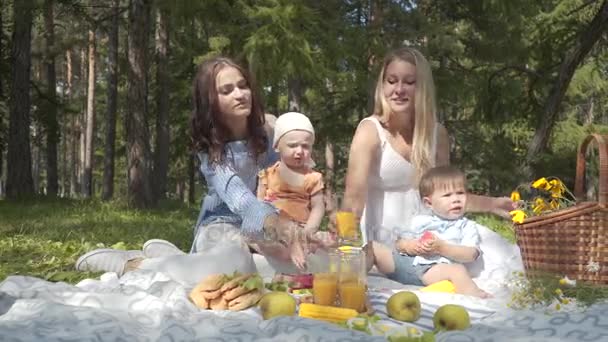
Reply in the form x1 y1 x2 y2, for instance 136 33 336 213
289 240 307 271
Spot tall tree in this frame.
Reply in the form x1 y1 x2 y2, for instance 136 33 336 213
6 0 35 198
154 4 170 200
82 25 96 197
0 0 5 196
526 0 608 165
126 0 153 208
44 0 59 196
78 48 86 195
102 0 120 201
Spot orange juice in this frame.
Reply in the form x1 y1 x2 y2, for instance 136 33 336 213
339 280 367 312
313 273 338 306
336 211 358 240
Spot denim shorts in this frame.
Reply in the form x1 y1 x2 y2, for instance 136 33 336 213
385 250 432 286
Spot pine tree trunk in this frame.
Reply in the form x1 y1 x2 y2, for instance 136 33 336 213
66 49 79 196
525 0 608 169
7 0 35 199
324 141 336 230
102 0 120 201
0 0 4 197
32 122 40 194
287 77 301 112
82 29 96 197
154 5 170 201
77 49 86 196
127 0 153 208
44 0 59 196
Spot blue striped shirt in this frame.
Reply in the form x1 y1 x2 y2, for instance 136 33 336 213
193 138 279 248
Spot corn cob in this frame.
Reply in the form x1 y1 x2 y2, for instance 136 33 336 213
298 303 359 323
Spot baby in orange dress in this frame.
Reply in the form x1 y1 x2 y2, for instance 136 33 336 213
254 112 333 272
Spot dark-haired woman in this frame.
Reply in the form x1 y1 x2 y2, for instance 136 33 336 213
75 57 314 284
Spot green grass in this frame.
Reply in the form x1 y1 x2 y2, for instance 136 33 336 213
0 197 198 283
0 198 515 284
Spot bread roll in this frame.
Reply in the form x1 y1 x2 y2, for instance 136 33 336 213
227 290 262 311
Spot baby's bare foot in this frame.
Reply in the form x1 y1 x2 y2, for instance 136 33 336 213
476 289 493 298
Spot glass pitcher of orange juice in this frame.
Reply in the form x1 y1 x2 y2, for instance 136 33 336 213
338 247 367 312
312 250 340 306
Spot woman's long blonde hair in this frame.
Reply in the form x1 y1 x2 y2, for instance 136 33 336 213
372 47 437 182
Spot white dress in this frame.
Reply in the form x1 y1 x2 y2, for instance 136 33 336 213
359 116 522 282
360 116 432 247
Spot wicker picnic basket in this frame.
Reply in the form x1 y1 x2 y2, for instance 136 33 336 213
514 134 608 285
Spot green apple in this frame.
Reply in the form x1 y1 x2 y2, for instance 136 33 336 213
258 291 297 320
432 304 470 331
386 291 421 322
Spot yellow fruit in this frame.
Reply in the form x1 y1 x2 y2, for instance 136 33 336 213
258 291 296 320
386 291 421 322
433 304 470 331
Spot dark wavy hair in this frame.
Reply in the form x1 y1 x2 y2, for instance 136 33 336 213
190 57 267 163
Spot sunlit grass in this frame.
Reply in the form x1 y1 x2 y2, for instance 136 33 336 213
0 197 198 283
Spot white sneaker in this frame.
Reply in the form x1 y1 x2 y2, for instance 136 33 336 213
142 239 184 258
75 249 142 275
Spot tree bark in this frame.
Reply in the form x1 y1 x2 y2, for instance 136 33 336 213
44 0 59 196
7 0 35 199
154 5 170 201
287 77 302 112
127 0 153 208
66 49 78 196
102 0 120 201
324 141 336 230
78 48 86 195
366 0 383 114
0 0 4 197
526 0 608 166
82 28 96 197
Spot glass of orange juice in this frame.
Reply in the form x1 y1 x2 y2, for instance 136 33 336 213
338 247 367 312
336 209 361 247
312 250 340 306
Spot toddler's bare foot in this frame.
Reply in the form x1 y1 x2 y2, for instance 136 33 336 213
475 289 493 298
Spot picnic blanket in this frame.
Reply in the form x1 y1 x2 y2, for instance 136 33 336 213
1 269 608 341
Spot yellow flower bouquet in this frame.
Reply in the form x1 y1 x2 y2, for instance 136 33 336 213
509 177 577 224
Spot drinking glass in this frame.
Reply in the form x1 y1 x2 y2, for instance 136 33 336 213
312 249 340 306
338 247 367 312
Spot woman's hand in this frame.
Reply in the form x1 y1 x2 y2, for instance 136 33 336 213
490 196 517 219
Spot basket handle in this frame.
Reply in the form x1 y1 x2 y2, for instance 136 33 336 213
574 134 608 204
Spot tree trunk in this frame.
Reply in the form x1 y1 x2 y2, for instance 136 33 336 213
6 0 34 199
525 0 608 167
44 0 59 196
154 5 170 201
32 123 40 194
324 141 336 231
366 0 382 115
66 49 79 196
0 0 4 197
287 77 302 112
82 28 96 197
102 0 120 201
78 48 86 195
584 98 595 125
127 0 153 208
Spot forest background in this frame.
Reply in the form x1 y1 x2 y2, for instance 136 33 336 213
0 0 607 282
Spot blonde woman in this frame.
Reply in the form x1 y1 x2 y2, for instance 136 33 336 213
342 47 517 284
